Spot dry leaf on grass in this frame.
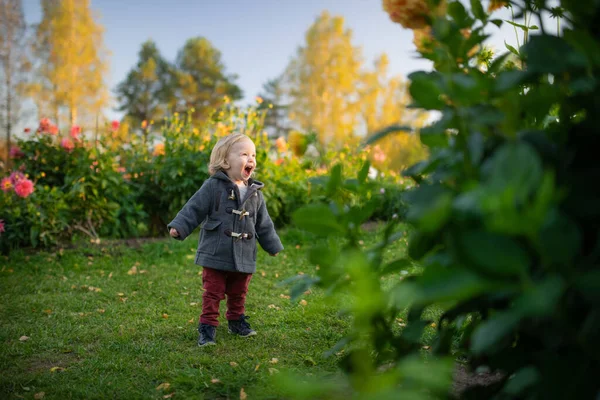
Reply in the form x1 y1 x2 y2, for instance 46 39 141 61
127 266 138 275
240 388 247 400
299 300 308 306
230 361 239 367
268 368 280 375
210 378 221 384
19 336 30 342
156 382 171 391
49 366 65 372
270 358 278 364
34 392 45 399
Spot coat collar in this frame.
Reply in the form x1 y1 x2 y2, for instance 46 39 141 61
211 170 264 190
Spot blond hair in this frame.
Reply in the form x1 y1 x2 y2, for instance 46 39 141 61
208 133 252 175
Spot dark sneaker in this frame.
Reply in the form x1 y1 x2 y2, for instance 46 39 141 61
198 323 216 347
228 315 257 337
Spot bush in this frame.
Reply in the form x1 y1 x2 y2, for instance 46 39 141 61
286 0 600 398
0 124 145 252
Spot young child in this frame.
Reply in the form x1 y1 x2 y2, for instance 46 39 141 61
168 132 283 347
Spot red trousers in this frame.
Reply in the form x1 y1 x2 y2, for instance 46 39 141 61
200 267 253 326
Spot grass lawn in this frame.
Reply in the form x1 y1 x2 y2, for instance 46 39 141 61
0 224 431 399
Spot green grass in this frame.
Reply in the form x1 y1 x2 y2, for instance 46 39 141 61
0 225 434 399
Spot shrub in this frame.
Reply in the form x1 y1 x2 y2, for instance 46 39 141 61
286 0 600 398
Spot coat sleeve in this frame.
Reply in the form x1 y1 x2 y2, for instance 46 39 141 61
255 192 284 255
167 179 212 241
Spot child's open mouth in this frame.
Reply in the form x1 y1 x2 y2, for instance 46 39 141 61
243 165 254 178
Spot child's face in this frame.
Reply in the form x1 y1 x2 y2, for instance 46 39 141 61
224 138 256 184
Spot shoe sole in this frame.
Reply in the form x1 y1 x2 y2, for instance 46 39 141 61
228 329 257 337
198 341 216 347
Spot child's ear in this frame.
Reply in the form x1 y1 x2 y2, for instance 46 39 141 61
222 161 230 170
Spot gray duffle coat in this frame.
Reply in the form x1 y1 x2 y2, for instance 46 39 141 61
167 171 284 274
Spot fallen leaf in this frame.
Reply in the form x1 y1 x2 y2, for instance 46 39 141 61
162 313 169 319
254 364 260 372
50 366 65 372
211 378 221 384
275 273 279 278
260 271 266 277
43 309 52 315
127 266 138 275
108 272 113 279
163 394 175 399
34 392 45 399
422 345 431 350
188 318 195 324
140 270 148 274
430 323 437 328
119 297 128 303
270 358 278 364
240 388 247 400
19 336 30 342
295 245 301 249
279 294 290 299
190 302 198 306
156 382 171 391
268 368 279 375
117 292 125 297
97 309 105 314
230 361 238 367
299 300 308 306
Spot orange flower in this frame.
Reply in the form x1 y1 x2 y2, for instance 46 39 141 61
488 0 509 13
275 137 287 153
141 120 148 129
153 143 165 157
383 0 446 30
48 124 59 135
1 177 12 192
275 158 284 166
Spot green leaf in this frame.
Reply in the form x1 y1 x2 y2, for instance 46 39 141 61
380 258 413 276
408 230 437 260
408 71 445 110
364 125 413 146
292 204 344 235
403 184 453 233
357 160 370 185
416 265 503 305
490 19 503 28
523 35 584 74
538 210 582 265
504 19 530 31
458 230 529 277
470 0 486 20
471 310 522 354
326 164 342 197
483 141 543 203
502 367 540 396
504 40 520 56
448 1 471 27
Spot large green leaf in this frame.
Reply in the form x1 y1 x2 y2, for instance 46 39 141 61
471 310 522 354
292 204 344 235
458 230 529 277
483 141 543 203
408 71 445 110
403 184 453 233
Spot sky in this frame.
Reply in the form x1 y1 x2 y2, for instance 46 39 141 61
20 0 531 125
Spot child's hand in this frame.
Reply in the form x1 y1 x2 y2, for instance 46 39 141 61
169 228 180 238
